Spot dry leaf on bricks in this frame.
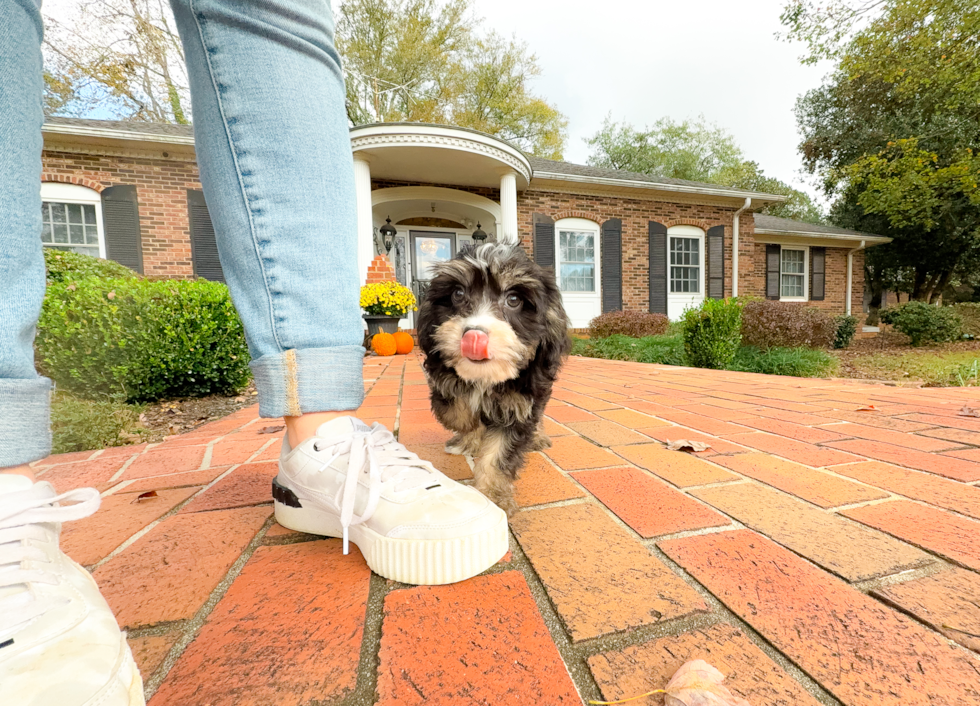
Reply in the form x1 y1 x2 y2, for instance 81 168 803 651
666 440 712 453
591 659 750 706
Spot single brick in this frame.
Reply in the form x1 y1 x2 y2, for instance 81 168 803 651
180 461 277 513
377 572 579 705
407 443 473 481
149 541 370 706
94 506 270 628
542 417 573 437
918 426 980 446
36 456 129 493
945 447 980 462
588 622 822 706
659 530 980 706
596 408 671 428
118 466 230 494
396 423 453 446
735 416 849 444
823 439 980 482
514 453 586 507
208 435 270 466
544 435 622 471
612 443 738 487
628 409 751 437
842 500 980 571
873 567 980 653
123 445 207 479
573 466 729 537
692 483 932 581
545 405 600 423
35 449 98 466
815 409 934 432
901 413 980 433
566 419 651 446
554 391 618 411
128 632 178 683
832 461 980 520
511 503 707 641
638 427 750 455
724 432 861 467
62 486 200 566
713 453 887 508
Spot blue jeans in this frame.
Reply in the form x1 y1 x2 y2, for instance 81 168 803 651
0 0 364 468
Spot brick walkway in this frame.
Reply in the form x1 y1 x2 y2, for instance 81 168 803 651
33 356 980 705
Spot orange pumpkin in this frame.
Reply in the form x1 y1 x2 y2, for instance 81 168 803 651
371 332 397 356
393 331 415 355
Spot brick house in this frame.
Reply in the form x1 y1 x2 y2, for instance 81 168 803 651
40 118 888 328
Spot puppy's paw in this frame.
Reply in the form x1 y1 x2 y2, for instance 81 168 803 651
530 432 552 451
492 491 519 518
444 434 467 456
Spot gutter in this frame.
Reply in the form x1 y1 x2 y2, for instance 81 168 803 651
731 198 751 297
846 240 867 316
531 171 786 203
43 122 195 146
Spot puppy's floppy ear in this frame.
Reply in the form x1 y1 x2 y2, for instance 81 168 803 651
534 276 571 380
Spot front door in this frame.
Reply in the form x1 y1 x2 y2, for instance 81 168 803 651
666 227 705 320
410 231 456 301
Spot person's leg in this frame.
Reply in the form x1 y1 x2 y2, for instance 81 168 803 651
169 0 508 584
169 0 364 448
0 3 146 703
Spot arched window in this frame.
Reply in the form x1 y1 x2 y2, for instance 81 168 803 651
39 183 104 258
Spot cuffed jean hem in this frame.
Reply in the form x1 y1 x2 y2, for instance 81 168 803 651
250 346 366 418
0 377 51 467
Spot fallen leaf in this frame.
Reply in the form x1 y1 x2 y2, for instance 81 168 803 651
134 491 159 503
666 439 711 453
958 406 980 418
856 405 878 412
107 290 115 300
258 425 285 434
66 283 77 291
589 659 750 706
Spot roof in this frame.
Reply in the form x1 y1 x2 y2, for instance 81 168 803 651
43 116 786 201
754 213 890 243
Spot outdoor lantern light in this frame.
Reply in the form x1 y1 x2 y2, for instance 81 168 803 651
472 222 488 243
379 216 397 254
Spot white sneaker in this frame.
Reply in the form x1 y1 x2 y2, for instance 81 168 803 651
0 475 144 706
273 417 508 585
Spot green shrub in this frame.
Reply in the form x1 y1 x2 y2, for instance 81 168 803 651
833 314 859 349
573 333 685 365
681 298 743 369
732 346 837 378
953 303 980 338
741 300 836 349
588 311 670 339
50 392 147 454
38 277 251 403
879 301 963 346
44 248 138 285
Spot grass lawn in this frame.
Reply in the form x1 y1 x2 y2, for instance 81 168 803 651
837 347 980 386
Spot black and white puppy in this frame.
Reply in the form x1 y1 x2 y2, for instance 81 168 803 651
417 242 571 515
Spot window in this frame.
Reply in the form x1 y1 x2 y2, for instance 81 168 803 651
558 230 595 292
670 237 700 293
780 247 807 299
39 183 104 258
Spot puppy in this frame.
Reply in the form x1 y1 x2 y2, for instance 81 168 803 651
416 241 571 515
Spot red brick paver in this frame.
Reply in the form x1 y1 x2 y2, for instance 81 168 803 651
46 356 980 704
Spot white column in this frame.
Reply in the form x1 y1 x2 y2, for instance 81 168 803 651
499 172 518 245
353 156 374 285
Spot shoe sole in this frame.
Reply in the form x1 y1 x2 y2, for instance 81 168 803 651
272 478 508 585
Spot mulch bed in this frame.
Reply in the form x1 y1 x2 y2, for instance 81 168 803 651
137 381 258 443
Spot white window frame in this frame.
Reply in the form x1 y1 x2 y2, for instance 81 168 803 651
555 217 600 294
779 246 809 302
39 183 106 259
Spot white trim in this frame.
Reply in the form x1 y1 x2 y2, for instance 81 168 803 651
371 186 502 223
755 227 890 245
779 245 809 302
43 122 195 146
532 170 786 203
39 182 106 259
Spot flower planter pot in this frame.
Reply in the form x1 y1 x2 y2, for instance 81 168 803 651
363 314 402 337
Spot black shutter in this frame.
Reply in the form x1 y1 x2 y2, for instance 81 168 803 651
101 185 143 274
187 189 225 283
766 244 781 300
706 225 725 300
533 213 555 271
601 218 622 312
648 221 668 314
810 246 826 301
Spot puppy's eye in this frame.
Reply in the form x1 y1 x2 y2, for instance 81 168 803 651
451 287 465 305
505 293 522 309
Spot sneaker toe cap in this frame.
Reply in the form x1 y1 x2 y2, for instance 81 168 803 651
386 486 506 540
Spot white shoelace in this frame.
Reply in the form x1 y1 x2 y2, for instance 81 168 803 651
0 484 100 640
315 424 440 554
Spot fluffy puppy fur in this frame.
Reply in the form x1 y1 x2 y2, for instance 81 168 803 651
417 242 571 515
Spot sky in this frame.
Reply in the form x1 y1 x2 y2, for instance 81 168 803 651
469 0 832 195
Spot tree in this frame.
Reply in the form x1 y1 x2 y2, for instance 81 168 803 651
336 0 567 158
585 116 825 223
790 0 980 302
42 0 189 123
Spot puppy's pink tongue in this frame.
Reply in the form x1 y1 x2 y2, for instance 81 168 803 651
461 330 490 361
